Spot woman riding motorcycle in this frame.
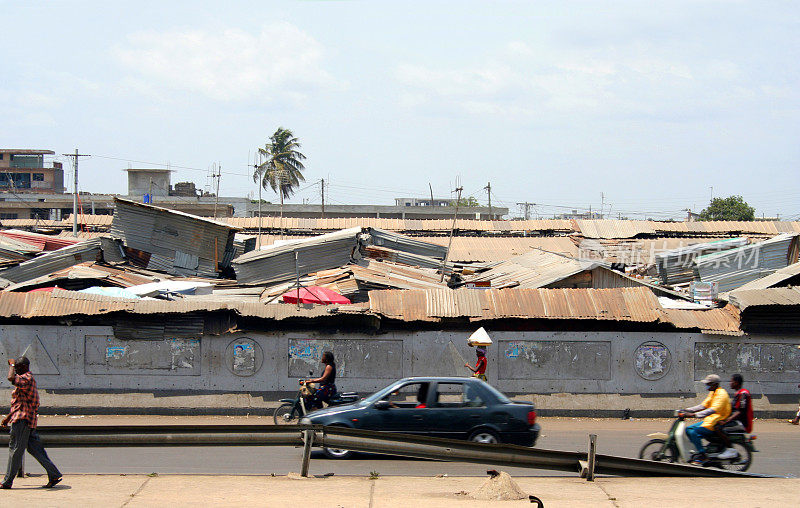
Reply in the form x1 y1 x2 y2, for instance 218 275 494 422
304 351 337 410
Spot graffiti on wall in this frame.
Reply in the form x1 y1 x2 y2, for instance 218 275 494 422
633 341 671 381
225 338 263 377
288 338 402 379
695 342 800 382
498 340 611 380
85 336 200 375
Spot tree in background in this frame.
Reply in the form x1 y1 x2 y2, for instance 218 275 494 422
254 127 306 201
449 196 480 207
699 195 755 221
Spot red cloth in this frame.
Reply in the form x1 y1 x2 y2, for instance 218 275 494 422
281 286 351 305
474 356 487 375
9 372 39 429
733 388 753 433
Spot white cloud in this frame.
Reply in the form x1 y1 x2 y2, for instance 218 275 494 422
114 22 345 102
394 44 779 122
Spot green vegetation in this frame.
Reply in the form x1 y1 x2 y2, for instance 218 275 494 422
254 127 307 201
449 195 480 207
699 195 755 221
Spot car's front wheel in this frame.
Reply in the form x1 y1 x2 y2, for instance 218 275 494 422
469 429 500 444
322 447 353 459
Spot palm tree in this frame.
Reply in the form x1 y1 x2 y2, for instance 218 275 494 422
254 127 306 239
255 127 306 201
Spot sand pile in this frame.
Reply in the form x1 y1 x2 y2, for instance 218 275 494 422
467 471 527 500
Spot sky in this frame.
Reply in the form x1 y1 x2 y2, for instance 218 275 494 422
2 0 798 220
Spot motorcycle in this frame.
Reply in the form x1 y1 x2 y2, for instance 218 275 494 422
638 410 757 471
273 379 359 425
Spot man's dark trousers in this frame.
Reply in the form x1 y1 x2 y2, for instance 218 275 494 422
3 420 60 486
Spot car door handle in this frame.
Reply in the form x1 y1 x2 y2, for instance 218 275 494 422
413 415 424 420
470 415 480 419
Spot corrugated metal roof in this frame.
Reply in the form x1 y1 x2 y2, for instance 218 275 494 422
0 239 103 283
232 228 362 285
0 230 80 251
694 233 799 292
111 198 237 278
222 217 573 233
728 286 800 310
721 261 800 294
462 249 600 289
658 304 742 334
415 236 579 262
367 287 664 322
365 228 448 259
655 237 749 285
3 262 156 292
574 220 656 239
61 214 114 226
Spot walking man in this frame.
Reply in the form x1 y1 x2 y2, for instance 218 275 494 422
1 356 61 489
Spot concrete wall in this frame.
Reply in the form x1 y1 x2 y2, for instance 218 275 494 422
1 325 798 414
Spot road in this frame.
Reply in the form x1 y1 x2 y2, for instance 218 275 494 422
16 416 800 477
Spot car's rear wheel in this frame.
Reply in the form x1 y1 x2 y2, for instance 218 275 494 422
469 429 500 444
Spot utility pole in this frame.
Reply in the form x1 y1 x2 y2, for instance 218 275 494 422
429 183 434 204
320 178 325 219
440 186 463 282
149 177 153 205
62 149 90 237
252 155 263 249
212 163 221 219
600 192 605 219
517 202 534 220
484 182 492 220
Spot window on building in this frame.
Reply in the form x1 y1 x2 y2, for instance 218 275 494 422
0 213 18 220
30 208 48 220
32 173 44 181
0 174 8 187
0 154 4 160
10 155 43 168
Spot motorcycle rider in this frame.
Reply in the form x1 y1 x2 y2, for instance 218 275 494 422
681 374 734 465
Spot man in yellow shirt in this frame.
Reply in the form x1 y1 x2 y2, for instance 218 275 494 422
682 374 733 464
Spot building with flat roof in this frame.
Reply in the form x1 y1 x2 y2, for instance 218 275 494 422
0 149 64 195
125 168 174 197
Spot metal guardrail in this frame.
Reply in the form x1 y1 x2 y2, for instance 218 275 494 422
0 424 770 478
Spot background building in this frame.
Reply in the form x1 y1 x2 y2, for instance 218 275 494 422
0 149 64 194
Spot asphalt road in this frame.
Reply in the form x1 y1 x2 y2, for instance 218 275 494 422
15 416 800 478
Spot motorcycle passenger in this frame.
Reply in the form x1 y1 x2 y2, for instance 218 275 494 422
681 374 732 465
721 373 753 434
304 351 337 410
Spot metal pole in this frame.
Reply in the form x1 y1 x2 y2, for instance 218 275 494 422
213 163 221 219
300 429 315 477
587 434 597 481
72 148 78 236
257 160 262 249
320 178 325 219
295 251 300 310
440 186 462 282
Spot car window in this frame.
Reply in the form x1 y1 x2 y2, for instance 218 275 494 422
434 382 485 408
385 382 430 408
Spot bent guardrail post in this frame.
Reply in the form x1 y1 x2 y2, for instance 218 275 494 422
587 434 597 481
301 429 315 478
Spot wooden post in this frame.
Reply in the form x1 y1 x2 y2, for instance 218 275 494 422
586 434 597 481
300 429 315 477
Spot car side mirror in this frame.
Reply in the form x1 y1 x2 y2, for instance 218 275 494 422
374 400 391 410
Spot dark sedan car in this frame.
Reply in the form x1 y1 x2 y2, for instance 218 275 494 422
301 376 540 458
